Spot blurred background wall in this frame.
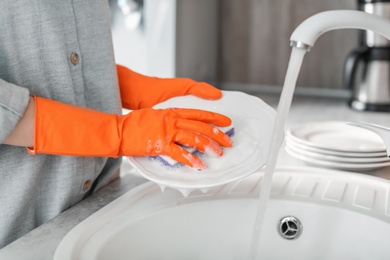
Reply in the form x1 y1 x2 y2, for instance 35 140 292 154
110 0 358 97
218 0 357 96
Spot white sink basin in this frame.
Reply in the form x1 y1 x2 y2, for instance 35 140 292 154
54 166 390 259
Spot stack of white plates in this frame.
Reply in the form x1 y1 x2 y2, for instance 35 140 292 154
285 121 390 171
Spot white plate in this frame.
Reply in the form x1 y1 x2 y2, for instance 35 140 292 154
285 139 388 158
286 141 390 164
285 146 390 171
127 91 276 194
287 121 386 153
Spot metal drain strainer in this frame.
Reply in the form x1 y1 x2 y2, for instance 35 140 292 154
278 216 302 240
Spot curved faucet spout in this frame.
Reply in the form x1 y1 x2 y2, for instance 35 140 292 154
290 10 390 51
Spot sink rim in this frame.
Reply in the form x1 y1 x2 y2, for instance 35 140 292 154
54 166 390 260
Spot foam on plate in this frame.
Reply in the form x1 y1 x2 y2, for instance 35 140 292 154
151 125 235 168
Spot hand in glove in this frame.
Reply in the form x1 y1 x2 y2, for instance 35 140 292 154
28 96 232 169
116 64 222 110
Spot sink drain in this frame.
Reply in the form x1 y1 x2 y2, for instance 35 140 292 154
278 216 302 240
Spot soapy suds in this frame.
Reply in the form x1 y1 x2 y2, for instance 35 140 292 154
182 152 206 170
154 138 163 153
146 140 152 153
152 125 235 168
248 48 307 259
203 144 221 158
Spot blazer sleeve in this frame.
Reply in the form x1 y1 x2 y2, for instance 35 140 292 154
0 78 30 143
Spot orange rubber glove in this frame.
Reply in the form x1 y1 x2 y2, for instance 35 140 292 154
28 96 232 169
116 64 222 110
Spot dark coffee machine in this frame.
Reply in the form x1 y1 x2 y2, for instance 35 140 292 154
344 0 390 112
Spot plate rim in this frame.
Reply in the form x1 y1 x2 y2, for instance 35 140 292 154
287 121 386 153
285 146 390 171
285 138 387 158
286 141 390 163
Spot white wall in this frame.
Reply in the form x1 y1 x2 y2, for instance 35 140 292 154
111 0 177 77
110 0 219 82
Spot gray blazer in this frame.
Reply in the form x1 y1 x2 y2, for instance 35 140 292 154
0 0 122 247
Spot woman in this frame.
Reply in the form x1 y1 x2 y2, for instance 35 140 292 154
0 0 231 247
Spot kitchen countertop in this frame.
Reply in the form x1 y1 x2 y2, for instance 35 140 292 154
1 93 390 260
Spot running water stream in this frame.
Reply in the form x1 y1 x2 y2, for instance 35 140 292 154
248 47 307 259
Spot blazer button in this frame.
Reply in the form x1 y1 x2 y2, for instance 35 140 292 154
83 179 92 191
70 52 79 65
